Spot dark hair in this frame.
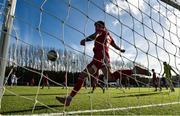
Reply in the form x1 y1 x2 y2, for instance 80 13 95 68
163 62 167 65
94 21 105 27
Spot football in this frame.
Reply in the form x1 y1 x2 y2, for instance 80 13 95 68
47 50 59 61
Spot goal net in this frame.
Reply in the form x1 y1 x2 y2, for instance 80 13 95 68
0 0 180 115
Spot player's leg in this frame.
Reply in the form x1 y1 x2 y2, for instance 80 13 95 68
91 77 98 93
11 78 13 87
119 76 123 88
124 76 129 89
41 82 44 89
47 81 50 89
92 70 105 93
102 65 113 79
93 75 105 93
90 71 99 93
70 65 97 96
153 80 157 91
167 77 175 92
97 81 105 93
122 70 133 89
158 78 162 91
155 82 158 91
84 78 88 89
162 78 168 89
56 64 97 106
98 75 106 93
101 68 110 89
112 71 121 88
101 64 113 90
126 77 130 89
165 81 168 90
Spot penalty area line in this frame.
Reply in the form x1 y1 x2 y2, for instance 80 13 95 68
38 101 180 115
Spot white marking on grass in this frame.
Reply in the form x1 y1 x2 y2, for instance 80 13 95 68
36 101 180 115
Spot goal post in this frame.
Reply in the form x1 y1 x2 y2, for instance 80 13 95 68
0 0 17 108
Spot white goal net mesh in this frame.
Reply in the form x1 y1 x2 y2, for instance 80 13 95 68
0 0 180 115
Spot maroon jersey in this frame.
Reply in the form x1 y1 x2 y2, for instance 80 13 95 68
88 29 115 69
43 76 48 84
152 72 158 82
93 30 114 53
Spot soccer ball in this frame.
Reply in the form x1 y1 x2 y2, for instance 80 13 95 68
47 50 59 61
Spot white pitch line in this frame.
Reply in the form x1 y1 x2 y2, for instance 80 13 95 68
36 101 180 115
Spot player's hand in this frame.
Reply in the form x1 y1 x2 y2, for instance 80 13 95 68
80 39 85 46
120 49 125 53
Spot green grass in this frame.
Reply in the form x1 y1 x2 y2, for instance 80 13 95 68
0 86 180 115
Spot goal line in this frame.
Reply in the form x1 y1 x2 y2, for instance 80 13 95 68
39 101 180 115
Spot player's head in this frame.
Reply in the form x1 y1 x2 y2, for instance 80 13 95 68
94 21 105 31
163 62 167 65
152 69 154 72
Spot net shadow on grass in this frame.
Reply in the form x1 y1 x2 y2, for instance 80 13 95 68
1 105 62 114
113 91 170 98
3 93 65 96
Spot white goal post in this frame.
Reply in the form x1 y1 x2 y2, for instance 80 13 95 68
0 0 17 108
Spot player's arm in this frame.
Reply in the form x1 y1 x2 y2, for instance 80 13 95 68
162 73 164 77
171 67 178 75
80 33 100 46
80 33 96 46
162 71 166 77
110 39 125 53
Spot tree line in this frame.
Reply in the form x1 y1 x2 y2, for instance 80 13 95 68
5 43 153 86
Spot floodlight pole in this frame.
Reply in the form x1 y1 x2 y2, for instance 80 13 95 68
0 0 17 108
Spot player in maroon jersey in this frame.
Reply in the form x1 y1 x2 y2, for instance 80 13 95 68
56 21 125 106
41 73 50 89
91 71 105 93
152 69 162 91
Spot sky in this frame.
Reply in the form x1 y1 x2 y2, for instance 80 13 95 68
1 0 180 75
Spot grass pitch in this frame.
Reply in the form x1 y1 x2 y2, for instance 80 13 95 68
1 86 180 115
